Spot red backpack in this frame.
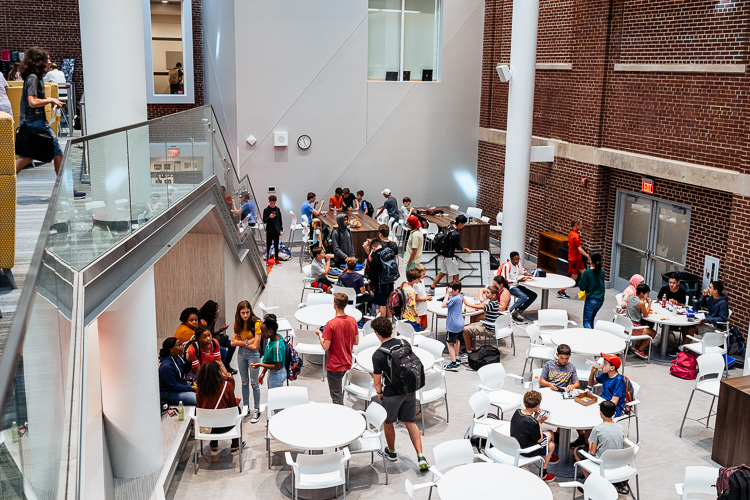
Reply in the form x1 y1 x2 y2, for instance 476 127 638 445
670 351 698 380
387 283 406 318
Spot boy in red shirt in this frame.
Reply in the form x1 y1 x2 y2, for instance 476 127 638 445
559 219 590 298
316 293 360 404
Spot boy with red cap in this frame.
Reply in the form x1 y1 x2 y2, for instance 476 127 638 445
404 216 423 270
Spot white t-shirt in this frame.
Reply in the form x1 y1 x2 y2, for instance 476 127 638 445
43 69 67 84
498 261 525 285
399 205 411 221
414 281 428 316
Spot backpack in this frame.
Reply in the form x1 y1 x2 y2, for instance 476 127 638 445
387 284 406 318
379 339 425 395
670 351 698 379
620 375 637 415
285 341 302 381
364 200 374 217
379 247 400 285
276 242 292 261
432 228 456 257
467 345 501 371
168 68 180 84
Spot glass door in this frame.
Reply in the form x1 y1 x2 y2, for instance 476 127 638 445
612 191 690 297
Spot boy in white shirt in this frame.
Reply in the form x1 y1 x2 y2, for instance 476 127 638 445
414 264 432 331
399 197 414 221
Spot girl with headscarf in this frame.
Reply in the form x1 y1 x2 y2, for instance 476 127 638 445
618 274 644 313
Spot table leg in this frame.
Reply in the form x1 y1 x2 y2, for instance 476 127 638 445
540 290 549 309
649 324 676 364
548 427 577 479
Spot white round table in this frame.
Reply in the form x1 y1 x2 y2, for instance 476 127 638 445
294 305 363 328
436 462 552 499
354 345 435 373
426 297 484 336
268 402 366 450
522 274 577 309
538 387 603 476
550 328 627 356
647 303 705 360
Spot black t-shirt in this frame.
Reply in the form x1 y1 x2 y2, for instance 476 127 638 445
21 74 46 122
510 409 542 456
657 285 687 304
342 193 356 209
372 338 403 397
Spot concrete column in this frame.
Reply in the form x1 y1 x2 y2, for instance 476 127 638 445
500 0 540 264
98 268 162 478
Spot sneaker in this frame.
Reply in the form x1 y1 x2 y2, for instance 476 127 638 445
417 454 430 471
250 409 261 424
541 472 555 483
557 291 570 299
210 440 218 452
549 454 560 464
633 349 648 360
427 287 435 297
615 481 630 495
378 447 398 461
74 190 86 199
576 486 584 494
458 353 469 362
444 362 460 372
511 311 525 323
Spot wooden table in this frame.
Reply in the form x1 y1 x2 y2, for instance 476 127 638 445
414 206 490 251
712 375 750 466
317 211 381 261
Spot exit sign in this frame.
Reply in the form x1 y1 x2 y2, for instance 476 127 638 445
168 149 180 157
641 178 654 195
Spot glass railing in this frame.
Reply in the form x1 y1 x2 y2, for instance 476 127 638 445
0 105 263 499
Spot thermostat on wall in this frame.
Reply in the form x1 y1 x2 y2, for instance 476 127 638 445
274 131 288 147
268 186 276 192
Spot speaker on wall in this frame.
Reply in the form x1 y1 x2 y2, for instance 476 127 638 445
385 71 398 81
403 71 410 81
422 69 433 82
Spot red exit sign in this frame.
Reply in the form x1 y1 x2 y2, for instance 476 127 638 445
168 149 180 157
641 178 654 195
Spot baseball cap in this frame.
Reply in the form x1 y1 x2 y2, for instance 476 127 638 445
407 215 420 228
381 188 391 195
600 353 621 369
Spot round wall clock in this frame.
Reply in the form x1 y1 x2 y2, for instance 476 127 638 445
297 135 312 150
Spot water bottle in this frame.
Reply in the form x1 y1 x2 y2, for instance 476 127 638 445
178 401 184 422
687 306 695 321
11 421 18 443
661 295 667 308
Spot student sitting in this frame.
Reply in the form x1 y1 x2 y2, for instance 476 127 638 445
186 326 232 380
462 284 501 352
588 353 626 417
573 400 625 479
310 247 334 293
158 337 196 406
625 283 657 359
399 196 414 221
356 190 373 216
337 257 373 305
174 307 200 345
329 187 346 212
240 192 256 225
540 343 580 392
195 361 240 451
342 187 357 211
510 390 558 483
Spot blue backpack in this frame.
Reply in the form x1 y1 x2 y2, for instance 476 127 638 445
285 341 302 381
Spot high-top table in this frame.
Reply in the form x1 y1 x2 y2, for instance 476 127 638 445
646 303 705 362
414 206 490 251
436 462 552 499
317 210 381 261
522 273 577 309
550 328 627 356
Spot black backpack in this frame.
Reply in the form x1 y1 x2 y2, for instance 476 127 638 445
467 345 501 371
379 339 425 395
364 200 375 217
379 247 400 285
432 227 456 257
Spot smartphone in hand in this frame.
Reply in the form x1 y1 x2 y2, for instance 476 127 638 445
217 324 230 333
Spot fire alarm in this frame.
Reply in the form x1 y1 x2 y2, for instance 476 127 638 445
581 178 588 186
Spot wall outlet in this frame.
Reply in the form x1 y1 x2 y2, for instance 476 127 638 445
268 186 276 192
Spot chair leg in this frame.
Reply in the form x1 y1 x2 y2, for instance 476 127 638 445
445 394 449 423
635 473 640 500
511 332 516 356
679 389 696 437
383 450 388 484
707 396 716 428
635 414 640 444
193 440 198 474
239 433 243 473
521 358 528 378
421 402 426 436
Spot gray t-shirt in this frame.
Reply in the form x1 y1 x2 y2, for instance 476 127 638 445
384 197 398 221
311 258 327 280
21 74 46 123
540 359 579 390
589 421 624 457
626 295 643 323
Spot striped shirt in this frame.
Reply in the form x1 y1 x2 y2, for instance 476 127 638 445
481 300 500 333
186 338 222 373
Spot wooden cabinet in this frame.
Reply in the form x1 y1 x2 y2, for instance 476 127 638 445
537 232 568 274
712 376 750 466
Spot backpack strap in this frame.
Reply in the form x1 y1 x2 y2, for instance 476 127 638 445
215 381 227 409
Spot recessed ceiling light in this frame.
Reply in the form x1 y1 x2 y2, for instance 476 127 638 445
162 1 168 3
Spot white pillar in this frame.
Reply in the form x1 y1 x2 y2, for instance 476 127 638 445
500 0 540 265
98 268 162 478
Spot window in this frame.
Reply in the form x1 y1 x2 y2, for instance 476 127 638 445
142 0 195 104
368 0 441 82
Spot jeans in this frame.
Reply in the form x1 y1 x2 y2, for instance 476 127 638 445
238 348 262 409
160 390 196 407
266 232 280 261
327 370 347 405
268 367 287 389
509 285 537 313
583 297 604 329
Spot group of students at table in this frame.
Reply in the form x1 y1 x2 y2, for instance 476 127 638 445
512 343 628 491
618 273 729 357
158 301 289 429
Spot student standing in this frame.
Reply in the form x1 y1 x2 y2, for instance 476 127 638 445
404 216 424 270
578 252 605 328
429 215 471 294
414 264 432 331
229 301 263 424
252 315 287 390
316 293 359 404
401 269 422 332
262 195 284 265
442 281 464 371
559 219 589 298
376 188 399 221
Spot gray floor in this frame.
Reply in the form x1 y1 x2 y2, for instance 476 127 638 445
167 254 723 500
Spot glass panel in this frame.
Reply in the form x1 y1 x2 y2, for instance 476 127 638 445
368 0 403 80
652 258 683 296
654 204 689 264
620 196 651 250
404 0 438 81
150 0 184 95
617 246 646 285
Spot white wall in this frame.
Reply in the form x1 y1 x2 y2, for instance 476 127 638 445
203 0 484 215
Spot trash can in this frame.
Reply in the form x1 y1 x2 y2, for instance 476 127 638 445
661 271 701 303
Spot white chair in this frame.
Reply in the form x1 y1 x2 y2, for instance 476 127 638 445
396 320 416 341
491 313 516 354
288 211 305 243
594 320 629 371
683 331 728 376
362 319 375 336
300 264 323 303
490 212 503 232
348 402 388 485
534 309 576 344
404 478 435 499
574 438 640 500
298 293 334 310
560 472 618 500
484 427 545 477
477 363 523 419
192 405 248 473
467 391 509 446
674 465 719 500
480 216 490 223
333 285 357 305
569 354 594 386
613 293 624 318
417 337 447 372
614 379 641 442
521 324 556 378
266 387 309 468
449 204 460 211
613 314 653 368
416 370 448 435
422 223 439 250
343 369 376 407
257 301 294 335
298 220 311 270
466 206 483 219
291 329 327 380
286 448 350 500
353 333 381 356
431 439 491 485
679 353 724 437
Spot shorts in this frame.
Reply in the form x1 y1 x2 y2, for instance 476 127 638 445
439 256 459 276
373 282 394 306
381 392 418 424
696 323 718 335
419 314 428 329
568 259 585 275
464 323 492 337
18 119 63 158
631 319 654 330
446 330 462 343
521 433 548 458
